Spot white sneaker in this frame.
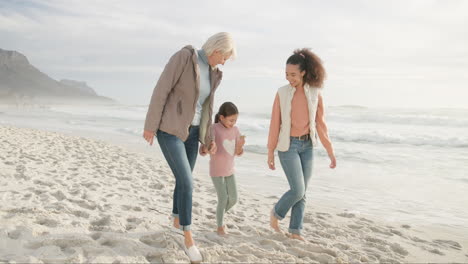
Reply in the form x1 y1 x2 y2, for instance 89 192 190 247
183 244 203 263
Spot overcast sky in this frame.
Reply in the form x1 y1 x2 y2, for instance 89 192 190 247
1 0 468 110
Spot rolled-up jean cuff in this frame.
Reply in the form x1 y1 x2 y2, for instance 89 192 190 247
172 213 179 218
273 209 285 221
181 225 191 231
288 228 301 235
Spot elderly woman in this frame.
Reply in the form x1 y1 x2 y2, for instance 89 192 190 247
143 32 236 262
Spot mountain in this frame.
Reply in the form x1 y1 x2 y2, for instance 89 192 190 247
59 79 98 96
0 48 114 103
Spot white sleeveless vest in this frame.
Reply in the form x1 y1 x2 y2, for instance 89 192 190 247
276 84 320 152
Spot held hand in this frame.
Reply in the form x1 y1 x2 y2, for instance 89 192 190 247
143 130 155 146
329 153 337 169
208 141 217 155
267 151 276 170
199 145 208 156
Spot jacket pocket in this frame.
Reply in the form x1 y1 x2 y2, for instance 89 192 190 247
177 99 183 115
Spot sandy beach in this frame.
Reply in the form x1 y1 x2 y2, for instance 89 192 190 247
1 125 467 263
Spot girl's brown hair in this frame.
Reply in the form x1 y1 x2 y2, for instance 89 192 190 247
286 48 326 88
214 102 239 123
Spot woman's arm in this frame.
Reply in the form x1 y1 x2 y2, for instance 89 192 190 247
144 49 191 133
315 93 336 168
267 94 281 152
267 94 281 170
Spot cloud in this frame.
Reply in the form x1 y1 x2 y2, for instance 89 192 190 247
1 0 468 107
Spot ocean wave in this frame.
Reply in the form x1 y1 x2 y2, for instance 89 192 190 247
332 132 468 148
243 144 390 164
49 105 146 121
116 127 141 136
327 110 468 128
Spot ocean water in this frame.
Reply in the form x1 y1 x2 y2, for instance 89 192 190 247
1 104 467 237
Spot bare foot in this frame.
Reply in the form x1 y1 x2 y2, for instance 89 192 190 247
217 226 227 236
270 210 281 232
288 233 305 241
173 217 180 229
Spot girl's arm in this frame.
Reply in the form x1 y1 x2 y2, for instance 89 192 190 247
235 133 245 156
200 125 216 156
315 93 336 168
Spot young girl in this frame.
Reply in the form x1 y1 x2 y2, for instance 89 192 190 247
200 102 245 236
268 48 336 241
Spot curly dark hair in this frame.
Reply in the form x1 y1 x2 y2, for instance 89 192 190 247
286 48 326 88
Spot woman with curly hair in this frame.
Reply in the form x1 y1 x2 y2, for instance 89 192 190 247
267 48 337 240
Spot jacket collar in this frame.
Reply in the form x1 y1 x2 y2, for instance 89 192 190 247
197 49 209 65
183 45 223 90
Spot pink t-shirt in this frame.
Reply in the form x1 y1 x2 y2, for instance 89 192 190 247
209 122 241 177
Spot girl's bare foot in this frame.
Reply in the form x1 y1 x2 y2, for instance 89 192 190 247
173 217 180 229
217 226 227 236
270 210 281 232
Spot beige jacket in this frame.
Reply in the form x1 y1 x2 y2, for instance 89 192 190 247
144 46 223 145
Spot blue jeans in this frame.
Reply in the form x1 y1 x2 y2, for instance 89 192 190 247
273 137 313 235
156 126 199 231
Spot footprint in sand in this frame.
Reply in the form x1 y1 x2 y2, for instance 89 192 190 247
368 226 394 236
206 214 215 220
289 247 336 264
333 242 351 251
71 210 90 219
145 253 165 264
259 239 287 251
121 205 133 211
51 191 67 201
35 218 59 228
7 229 23 240
389 228 404 237
140 232 169 248
426 247 445 255
100 238 119 247
359 217 374 223
33 180 55 188
70 199 97 211
433 239 462 250
411 236 428 243
390 243 409 256
238 225 258 235
91 232 102 240
337 212 355 218
22 193 32 200
348 224 365 230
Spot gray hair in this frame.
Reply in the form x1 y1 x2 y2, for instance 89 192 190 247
202 32 237 59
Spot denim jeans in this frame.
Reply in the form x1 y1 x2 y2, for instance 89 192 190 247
156 126 199 231
273 137 313 235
